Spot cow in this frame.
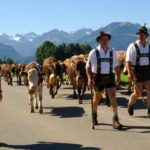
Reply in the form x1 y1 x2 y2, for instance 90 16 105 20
64 54 88 104
48 61 64 99
64 57 78 98
15 64 26 86
23 62 43 114
63 58 73 85
0 64 12 85
3 64 17 86
75 60 88 104
48 65 58 99
43 57 64 99
0 64 25 86
43 57 57 88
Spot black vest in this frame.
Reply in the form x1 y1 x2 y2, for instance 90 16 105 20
95 49 113 74
134 43 150 66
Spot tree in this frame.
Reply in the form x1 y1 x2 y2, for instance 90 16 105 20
5 58 14 64
80 44 92 54
65 43 76 58
74 43 82 55
55 43 66 60
0 59 2 64
35 41 92 62
0 57 14 64
35 41 56 64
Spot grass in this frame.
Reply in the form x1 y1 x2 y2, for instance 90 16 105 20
63 75 67 81
120 73 129 85
62 73 129 84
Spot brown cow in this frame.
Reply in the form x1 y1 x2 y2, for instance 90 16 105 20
43 56 57 88
0 63 25 86
43 57 63 99
64 54 88 104
15 64 26 86
0 64 12 85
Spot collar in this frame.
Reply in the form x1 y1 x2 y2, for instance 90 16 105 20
96 45 112 52
136 40 149 47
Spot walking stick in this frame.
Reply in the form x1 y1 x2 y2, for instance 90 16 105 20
0 76 2 102
132 79 147 104
90 86 95 129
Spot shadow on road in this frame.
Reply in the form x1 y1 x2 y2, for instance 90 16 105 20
0 142 101 150
117 97 128 108
93 123 150 133
134 100 147 110
64 93 91 101
134 116 149 118
123 125 150 133
117 97 146 110
44 106 86 118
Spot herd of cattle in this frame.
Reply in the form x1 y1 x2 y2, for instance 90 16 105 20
0 50 127 114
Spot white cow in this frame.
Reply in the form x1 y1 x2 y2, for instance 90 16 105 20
26 63 43 114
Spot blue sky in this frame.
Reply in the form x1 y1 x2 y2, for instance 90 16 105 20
0 0 150 35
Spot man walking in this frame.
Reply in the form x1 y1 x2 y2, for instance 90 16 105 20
86 31 123 130
126 25 150 118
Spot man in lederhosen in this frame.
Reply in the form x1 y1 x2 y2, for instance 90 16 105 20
86 31 123 130
126 25 150 117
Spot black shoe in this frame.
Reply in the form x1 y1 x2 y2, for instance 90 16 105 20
93 113 98 125
148 108 150 118
128 103 134 116
112 115 123 130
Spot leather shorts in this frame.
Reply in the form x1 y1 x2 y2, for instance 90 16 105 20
93 73 116 91
133 66 150 82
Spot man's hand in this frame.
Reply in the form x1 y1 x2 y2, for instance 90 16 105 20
128 72 133 81
86 67 93 89
88 79 93 88
126 61 134 81
115 65 121 86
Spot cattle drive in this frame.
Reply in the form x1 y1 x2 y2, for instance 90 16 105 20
1 26 150 133
0 50 142 111
0 50 130 115
1 51 126 113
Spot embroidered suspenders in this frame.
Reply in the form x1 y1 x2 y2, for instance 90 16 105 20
134 43 150 66
95 49 113 74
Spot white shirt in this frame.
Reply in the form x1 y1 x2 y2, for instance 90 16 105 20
86 45 119 74
126 40 150 66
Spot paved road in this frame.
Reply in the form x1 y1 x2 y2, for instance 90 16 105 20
0 79 150 150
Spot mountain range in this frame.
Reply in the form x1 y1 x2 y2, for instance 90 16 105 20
0 22 149 63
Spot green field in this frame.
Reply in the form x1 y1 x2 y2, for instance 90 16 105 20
63 73 129 84
120 73 129 84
